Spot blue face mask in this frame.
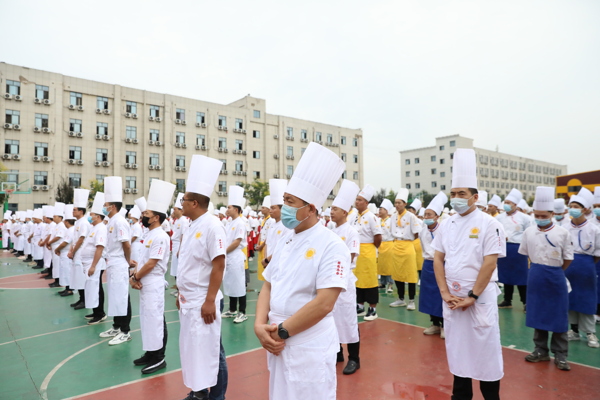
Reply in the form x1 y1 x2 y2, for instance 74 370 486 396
423 219 436 226
87 216 93 223
281 204 309 230
102 207 109 216
594 208 600 217
554 214 564 221
503 204 513 212
450 196 473 214
569 208 582 218
535 218 552 227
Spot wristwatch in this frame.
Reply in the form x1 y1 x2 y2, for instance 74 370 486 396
468 290 479 300
278 323 290 339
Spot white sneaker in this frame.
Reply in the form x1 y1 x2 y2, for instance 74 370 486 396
390 299 407 308
440 327 445 339
364 307 378 321
567 330 581 341
221 310 238 318
357 306 366 316
386 284 393 294
407 300 416 311
108 332 132 345
423 325 441 335
99 328 121 338
417 279 421 286
233 313 248 324
587 333 599 348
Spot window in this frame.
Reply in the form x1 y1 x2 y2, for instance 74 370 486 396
327 134 333 144
439 145 445 151
6 80 20 95
236 139 243 151
341 153 347 162
97 96 108 110
126 176 137 189
69 146 82 160
196 134 206 146
405 171 410 177
149 105 160 118
235 160 243 172
449 140 456 147
440 158 445 165
149 129 160 141
69 119 82 132
432 181 437 188
235 118 243 129
450 153 454 159
34 171 48 185
176 179 185 192
126 126 137 139
126 101 137 114
176 155 185 167
219 160 227 171
96 122 108 136
149 153 159 166
5 110 20 124
35 142 48 157
70 92 82 106
341 136 346 145
441 185 446 190
252 130 260 138
287 146 294 157
253 151 260 159
287 165 294 176
196 112 205 124
406 184 411 189
35 113 49 128
5 170 18 185
253 110 261 118
415 183 421 189
125 151 136 164
218 137 227 149
351 154 358 164
316 132 322 142
176 132 185 144
342 171 347 179
69 173 82 188
5 140 20 154
253 171 261 179
35 85 49 100
352 138 358 147
415 158 420 164
415 170 420 176
149 178 157 187
431 168 436 175
96 175 105 184
431 155 436 162
440 171 445 178
218 116 227 127
287 127 294 138
405 159 410 165
96 148 108 162
218 181 227 193
301 147 307 156
353 171 359 180
298 130 306 140
176 108 185 120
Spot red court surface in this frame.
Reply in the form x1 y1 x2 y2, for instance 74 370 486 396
0 271 107 289
69 319 600 400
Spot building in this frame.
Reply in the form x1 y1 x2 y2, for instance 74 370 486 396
556 170 600 202
400 135 567 201
0 62 363 211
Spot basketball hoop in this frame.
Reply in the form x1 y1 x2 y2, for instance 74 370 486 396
5 189 14 197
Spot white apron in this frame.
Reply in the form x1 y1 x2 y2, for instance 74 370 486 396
443 279 503 382
333 271 359 343
16 235 24 251
24 237 32 255
222 249 246 297
59 253 72 287
131 241 143 265
32 241 43 260
43 246 52 268
170 240 180 277
106 258 130 316
70 259 86 290
1 228 7 248
83 258 105 309
140 281 165 351
179 291 223 392
51 252 61 279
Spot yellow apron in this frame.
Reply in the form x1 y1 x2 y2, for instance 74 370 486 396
413 238 424 271
377 241 394 276
391 240 418 283
354 243 378 288
257 241 266 281
242 247 248 270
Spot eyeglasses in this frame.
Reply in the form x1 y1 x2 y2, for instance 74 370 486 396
181 198 195 203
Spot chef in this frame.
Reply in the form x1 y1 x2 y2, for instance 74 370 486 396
408 198 425 281
378 198 395 293
432 148 506 400
170 193 188 279
263 179 289 266
553 198 569 227
256 195 274 282
55 205 75 297
47 203 67 289
487 195 501 217
128 205 144 266
69 189 91 310
254 142 349 400
31 209 45 270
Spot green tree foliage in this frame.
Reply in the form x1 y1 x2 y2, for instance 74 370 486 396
55 176 74 204
371 189 398 206
242 179 269 210
87 180 104 208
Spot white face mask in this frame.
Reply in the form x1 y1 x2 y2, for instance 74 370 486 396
450 195 474 214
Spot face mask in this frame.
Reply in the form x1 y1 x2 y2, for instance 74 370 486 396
423 219 436 226
102 207 109 216
554 214 564 221
535 218 552 227
87 216 93 224
569 208 582 219
127 218 133 224
450 196 473 214
141 216 151 228
281 204 309 229
503 204 513 212
594 208 600 217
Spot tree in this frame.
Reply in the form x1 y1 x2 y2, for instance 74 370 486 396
371 188 398 206
242 179 269 210
87 179 104 208
408 190 437 208
55 176 74 204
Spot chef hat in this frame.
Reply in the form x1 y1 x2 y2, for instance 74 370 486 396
187 155 222 197
26 209 33 219
261 196 271 208
43 206 54 218
135 197 147 212
322 207 331 217
533 187 555 212
396 188 409 203
577 187 594 208
569 188 592 209
91 192 105 215
3 211 9 219
418 208 425 217
64 205 74 220
33 208 43 220
219 207 227 215
241 198 247 209
53 202 65 217
73 188 90 209
175 193 184 209
147 180 176 215
426 191 449 216
476 190 488 208
18 212 25 221
594 187 600 205
118 208 128 218
357 184 375 202
451 149 477 189
227 185 244 207
332 179 360 213
208 202 215 215
285 143 346 210
269 179 287 206
368 203 378 215
128 205 141 220
488 194 501 208
380 198 394 213
505 188 523 205
517 199 529 212
213 209 220 216
554 198 566 213
104 176 123 203
409 198 422 212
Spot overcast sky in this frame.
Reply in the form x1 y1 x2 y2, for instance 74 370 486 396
2 0 598 192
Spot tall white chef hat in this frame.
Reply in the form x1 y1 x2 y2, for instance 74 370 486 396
418 208 425 217
554 198 566 213
134 197 147 212
33 208 43 220
43 206 54 219
269 179 287 206
569 187 592 209
578 187 594 208
323 207 331 217
380 198 394 213
147 180 176 215
104 176 123 203
533 187 555 212
409 198 422 212
357 184 375 202
517 199 529 212
219 207 227 215
488 194 501 208
451 149 477 189
53 202 65 217
26 209 33 219
174 193 184 209
91 192 105 215
64 205 74 220
505 188 523 205
73 188 90 209
594 187 600 205
285 142 345 210
396 188 409 203
426 191 449 216
118 208 128 218
261 195 271 208
128 205 141 220
228 186 245 208
476 190 488 208
368 203 378 215
187 155 223 198
332 180 361 213
208 202 215 215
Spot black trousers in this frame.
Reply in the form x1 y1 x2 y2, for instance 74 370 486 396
113 294 132 333
395 281 416 300
431 315 444 327
356 287 378 305
147 315 168 362
338 329 361 363
93 270 105 318
503 284 526 304
452 375 500 400
229 296 246 314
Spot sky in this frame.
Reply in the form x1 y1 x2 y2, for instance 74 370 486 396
1 0 599 192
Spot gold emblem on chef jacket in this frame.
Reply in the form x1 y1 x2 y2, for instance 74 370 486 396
305 248 316 259
195 232 202 239
469 227 479 239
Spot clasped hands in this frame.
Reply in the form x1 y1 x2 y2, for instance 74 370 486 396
442 292 476 311
255 323 285 356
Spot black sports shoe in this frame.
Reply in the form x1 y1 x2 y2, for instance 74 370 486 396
141 359 166 374
60 291 74 297
133 352 152 366
70 300 82 307
84 313 94 320
498 301 512 308
48 282 61 287
73 302 86 310
87 315 107 325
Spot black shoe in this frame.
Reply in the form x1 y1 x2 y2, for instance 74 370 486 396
32 265 43 269
48 282 61 287
133 352 152 366
70 300 82 307
343 360 360 375
74 302 86 310
57 289 67 295
88 315 107 325
141 359 166 374
60 291 74 297
44 275 54 280
181 391 208 400
40 268 49 274
498 300 512 308
84 313 94 320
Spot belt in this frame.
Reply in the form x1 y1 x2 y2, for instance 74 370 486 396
393 239 412 242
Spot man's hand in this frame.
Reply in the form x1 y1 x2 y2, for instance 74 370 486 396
129 260 138 269
441 290 461 307
87 265 96 277
67 251 74 260
54 249 60 256
261 258 268 267
450 296 476 311
129 277 142 290
201 299 217 324
176 297 180 310
255 324 285 355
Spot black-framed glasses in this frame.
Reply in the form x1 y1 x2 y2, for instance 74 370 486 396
180 198 195 203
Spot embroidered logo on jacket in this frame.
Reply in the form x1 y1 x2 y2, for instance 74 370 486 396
304 248 316 259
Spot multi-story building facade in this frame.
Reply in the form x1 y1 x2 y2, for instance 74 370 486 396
400 135 567 201
0 62 363 211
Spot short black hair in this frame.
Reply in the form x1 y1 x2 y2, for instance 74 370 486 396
468 188 478 195
186 192 210 209
150 211 167 224
75 207 87 213
233 205 242 214
65 219 76 225
407 206 415 211
108 202 122 212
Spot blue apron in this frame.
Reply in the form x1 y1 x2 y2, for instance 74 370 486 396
596 259 600 305
497 242 529 285
564 254 597 315
526 263 568 332
418 260 443 318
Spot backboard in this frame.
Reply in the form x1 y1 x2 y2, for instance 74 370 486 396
0 172 32 195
